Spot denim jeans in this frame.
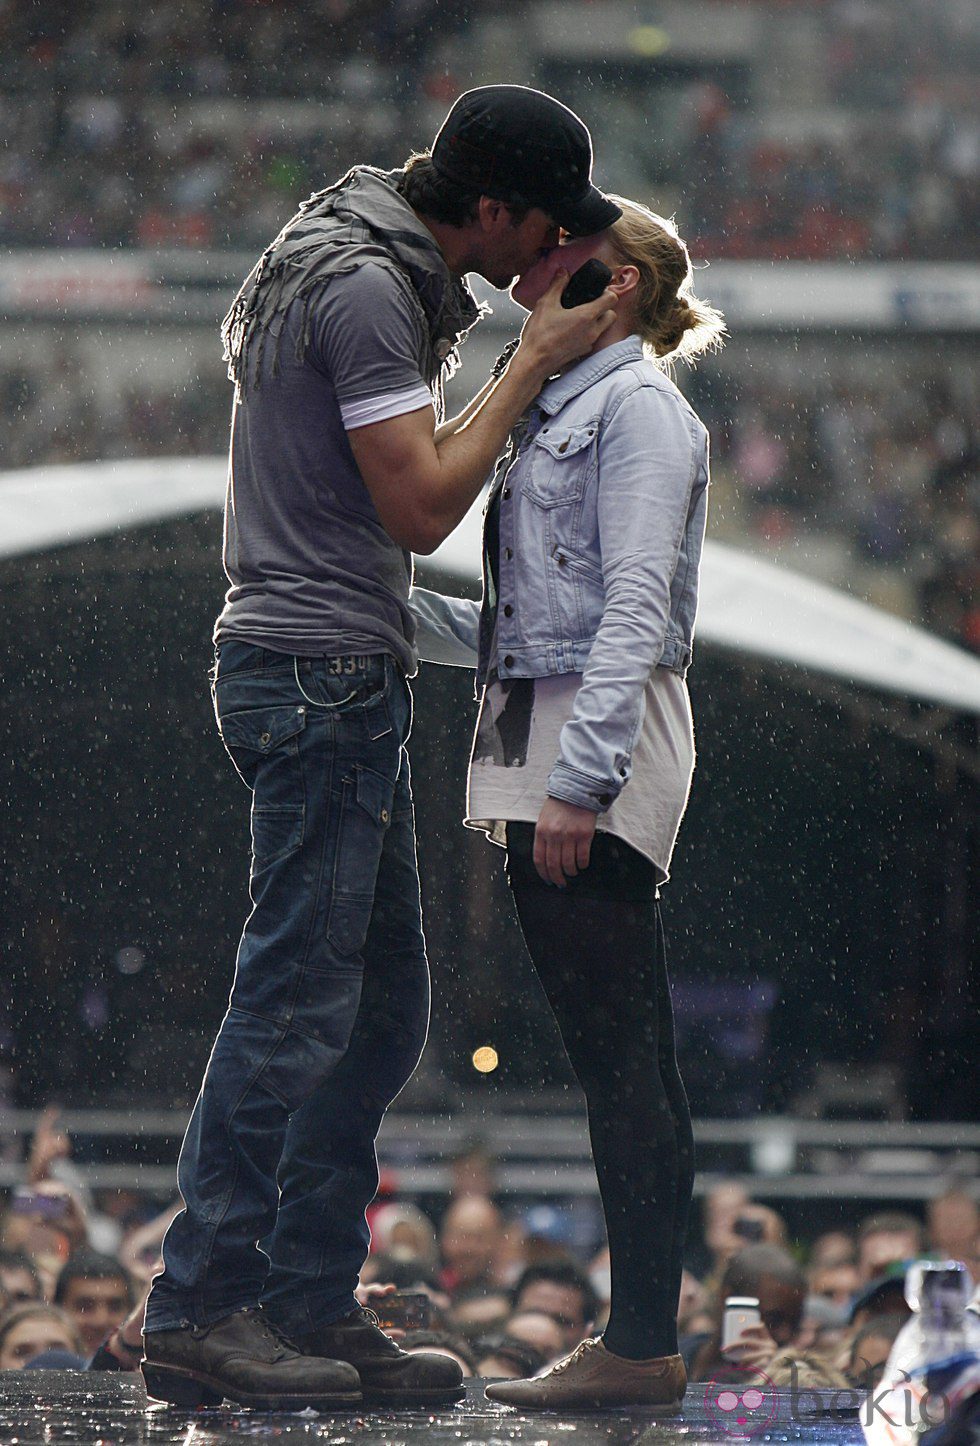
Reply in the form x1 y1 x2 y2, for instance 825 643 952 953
144 642 430 1337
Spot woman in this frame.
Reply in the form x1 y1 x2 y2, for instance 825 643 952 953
0 1301 83 1368
411 198 725 1410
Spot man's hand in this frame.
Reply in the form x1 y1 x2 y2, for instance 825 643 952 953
518 271 618 379
346 274 616 557
534 798 598 887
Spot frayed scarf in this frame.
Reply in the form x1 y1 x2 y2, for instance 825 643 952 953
221 165 489 422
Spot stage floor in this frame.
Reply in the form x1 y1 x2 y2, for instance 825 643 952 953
0 1372 869 1445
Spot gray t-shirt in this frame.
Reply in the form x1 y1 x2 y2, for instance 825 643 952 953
214 260 434 673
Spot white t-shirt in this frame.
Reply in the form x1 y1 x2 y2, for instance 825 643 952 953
465 656 696 886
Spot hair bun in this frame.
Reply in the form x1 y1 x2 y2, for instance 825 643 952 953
604 195 727 365
656 298 695 357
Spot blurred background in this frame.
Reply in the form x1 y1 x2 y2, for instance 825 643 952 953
0 0 978 1354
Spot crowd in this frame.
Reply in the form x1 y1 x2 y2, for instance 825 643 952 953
1 0 976 258
697 367 980 657
2 1110 978 1389
2 1 976 659
0 358 219 472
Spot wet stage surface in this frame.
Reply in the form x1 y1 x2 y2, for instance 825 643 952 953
0 1373 867 1445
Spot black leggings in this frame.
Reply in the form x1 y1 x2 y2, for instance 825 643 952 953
505 823 695 1360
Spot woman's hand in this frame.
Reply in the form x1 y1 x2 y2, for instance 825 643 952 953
534 798 598 886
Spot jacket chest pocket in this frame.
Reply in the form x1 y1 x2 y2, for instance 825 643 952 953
523 422 597 508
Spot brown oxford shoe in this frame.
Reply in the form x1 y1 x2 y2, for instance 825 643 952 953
484 1337 686 1411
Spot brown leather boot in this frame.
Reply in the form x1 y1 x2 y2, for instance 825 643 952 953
484 1337 686 1411
141 1306 361 1410
293 1306 464 1406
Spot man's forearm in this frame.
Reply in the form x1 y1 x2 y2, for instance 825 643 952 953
433 374 497 444
351 277 616 555
425 348 549 539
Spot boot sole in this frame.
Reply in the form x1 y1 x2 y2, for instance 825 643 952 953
142 1362 362 1411
360 1384 466 1406
485 1390 683 1413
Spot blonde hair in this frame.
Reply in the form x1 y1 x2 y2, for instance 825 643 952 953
605 196 726 366
765 1349 850 1390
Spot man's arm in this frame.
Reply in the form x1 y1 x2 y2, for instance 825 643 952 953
347 272 616 555
433 374 497 445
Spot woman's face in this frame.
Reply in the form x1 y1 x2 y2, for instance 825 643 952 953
0 1314 77 1368
511 230 615 310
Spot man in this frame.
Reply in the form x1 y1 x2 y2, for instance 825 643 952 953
54 1251 133 1358
438 1195 505 1297
809 1258 860 1312
141 85 620 1412
856 1211 925 1286
510 1262 599 1354
927 1187 979 1267
0 1250 42 1309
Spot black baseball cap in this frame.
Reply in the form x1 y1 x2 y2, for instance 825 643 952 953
431 85 622 236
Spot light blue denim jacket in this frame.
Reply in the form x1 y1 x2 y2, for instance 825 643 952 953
410 335 710 812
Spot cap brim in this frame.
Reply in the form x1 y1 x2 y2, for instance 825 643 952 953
554 187 622 236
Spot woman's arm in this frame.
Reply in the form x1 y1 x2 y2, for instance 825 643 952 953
546 385 707 811
409 585 481 667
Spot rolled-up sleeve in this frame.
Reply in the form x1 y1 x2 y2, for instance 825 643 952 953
547 384 704 811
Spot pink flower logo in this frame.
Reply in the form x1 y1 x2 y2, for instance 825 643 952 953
704 1367 779 1436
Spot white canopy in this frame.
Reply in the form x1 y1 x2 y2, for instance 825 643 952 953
3 455 980 716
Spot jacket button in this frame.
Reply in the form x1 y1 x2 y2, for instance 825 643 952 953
503 655 514 668
503 605 513 617
503 488 511 499
598 794 611 806
504 547 513 560
557 555 567 567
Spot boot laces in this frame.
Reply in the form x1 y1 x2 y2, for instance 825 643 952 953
245 1308 299 1356
553 1337 600 1374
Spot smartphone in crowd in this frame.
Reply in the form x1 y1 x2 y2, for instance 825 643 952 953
560 258 613 308
372 1292 431 1332
722 1295 762 1350
10 1189 70 1222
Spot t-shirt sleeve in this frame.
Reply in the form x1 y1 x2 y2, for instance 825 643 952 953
311 262 432 423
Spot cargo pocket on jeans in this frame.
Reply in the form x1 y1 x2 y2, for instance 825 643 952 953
250 803 305 870
219 704 308 866
326 763 396 957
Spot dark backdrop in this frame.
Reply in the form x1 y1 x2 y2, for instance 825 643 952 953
1 513 976 1119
